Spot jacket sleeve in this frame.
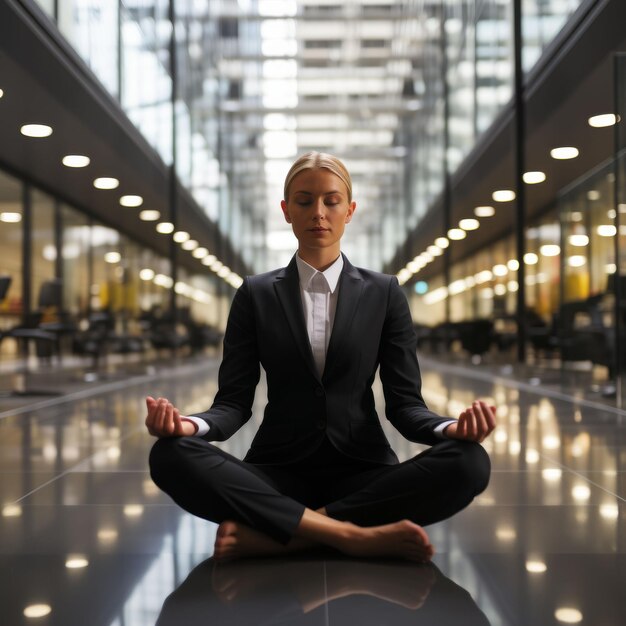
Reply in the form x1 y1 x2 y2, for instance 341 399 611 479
378 277 452 445
189 277 260 441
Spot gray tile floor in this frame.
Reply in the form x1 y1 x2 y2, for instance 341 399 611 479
0 355 624 625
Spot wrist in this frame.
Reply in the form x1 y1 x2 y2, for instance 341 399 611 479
180 417 199 436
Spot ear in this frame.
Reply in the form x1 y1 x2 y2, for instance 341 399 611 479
280 199 292 224
345 201 356 224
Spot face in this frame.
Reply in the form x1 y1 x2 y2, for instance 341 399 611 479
281 168 356 256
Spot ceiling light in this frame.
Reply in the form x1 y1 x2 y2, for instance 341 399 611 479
524 252 539 265
507 280 519 292
447 228 466 240
569 234 589 246
507 259 519 271
202 254 217 266
474 205 495 217
211 260 224 272
62 155 90 168
550 147 579 160
494 284 506 296
192 247 209 259
526 560 547 573
597 225 617 237
173 231 190 243
540 244 560 257
0 212 21 223
567 255 586 267
120 195 143 207
587 190 600 201
24 604 52 618
492 189 516 202
218 266 231 278
20 124 53 137
139 269 155 281
139 210 160 221
156 222 174 234
493 264 508 277
523 171 546 184
0 88 4 98
459 218 480 230
104 252 121 264
427 245 443 256
434 237 449 249
182 239 198 250
588 113 618 128
65 556 89 569
93 177 119 189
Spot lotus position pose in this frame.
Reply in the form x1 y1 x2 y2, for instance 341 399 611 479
147 152 496 563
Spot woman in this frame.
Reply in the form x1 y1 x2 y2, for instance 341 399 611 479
147 152 496 562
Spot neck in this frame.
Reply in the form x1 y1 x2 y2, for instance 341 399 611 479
297 247 341 272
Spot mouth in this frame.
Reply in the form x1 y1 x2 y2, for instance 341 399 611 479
309 227 329 232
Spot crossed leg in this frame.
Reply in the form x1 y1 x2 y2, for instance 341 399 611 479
149 437 489 563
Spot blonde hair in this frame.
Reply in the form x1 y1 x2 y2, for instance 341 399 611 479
283 152 353 202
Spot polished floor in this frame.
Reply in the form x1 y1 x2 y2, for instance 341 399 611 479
0 354 624 625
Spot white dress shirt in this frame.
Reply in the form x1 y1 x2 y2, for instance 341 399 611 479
183 253 452 438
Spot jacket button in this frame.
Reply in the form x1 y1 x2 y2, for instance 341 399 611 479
315 387 324 397
316 420 326 429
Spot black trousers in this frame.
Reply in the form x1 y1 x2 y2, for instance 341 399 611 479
149 435 491 545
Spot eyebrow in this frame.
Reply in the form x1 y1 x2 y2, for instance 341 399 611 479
293 190 343 196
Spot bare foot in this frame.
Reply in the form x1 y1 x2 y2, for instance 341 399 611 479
213 521 313 562
335 520 434 563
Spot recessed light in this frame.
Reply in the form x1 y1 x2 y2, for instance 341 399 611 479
139 268 155 280
588 113 618 128
120 195 143 207
447 228 466 240
104 252 121 263
474 205 495 217
0 88 4 98
173 231 190 243
550 147 579 160
0 212 22 223
569 234 589 247
65 556 89 569
459 218 480 230
21 124 53 137
434 237 449 249
139 210 160 221
182 239 199 251
507 259 519 271
523 171 546 184
493 264 508 277
597 224 617 237
62 155 90 168
202 255 217 265
526 560 547 573
567 255 586 267
587 190 600 201
492 189 516 202
427 245 443 256
539 244 560 257
24 604 52 618
156 222 174 234
93 177 119 190
523 252 539 265
192 247 209 259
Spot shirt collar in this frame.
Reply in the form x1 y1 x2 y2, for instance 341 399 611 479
296 254 344 293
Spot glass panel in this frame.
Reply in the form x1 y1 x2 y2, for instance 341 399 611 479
616 53 626 408
0 170 23 348
33 0 55 19
57 0 120 97
91 223 120 312
61 205 91 317
31 189 56 310
120 0 173 164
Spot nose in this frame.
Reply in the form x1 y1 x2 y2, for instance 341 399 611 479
313 198 326 220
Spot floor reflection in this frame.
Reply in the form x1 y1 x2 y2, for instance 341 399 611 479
156 556 490 626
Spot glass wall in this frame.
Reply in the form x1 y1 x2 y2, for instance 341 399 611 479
61 205 91 316
30 189 56 310
0 170 23 337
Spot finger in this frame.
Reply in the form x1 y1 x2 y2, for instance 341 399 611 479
154 398 169 434
481 401 497 433
473 401 489 441
456 413 467 439
465 404 479 439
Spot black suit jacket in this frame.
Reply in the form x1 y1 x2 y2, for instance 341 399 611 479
191 255 450 465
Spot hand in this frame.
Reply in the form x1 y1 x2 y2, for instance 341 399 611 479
445 400 496 443
145 396 196 438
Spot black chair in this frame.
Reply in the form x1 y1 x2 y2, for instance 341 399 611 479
0 279 63 396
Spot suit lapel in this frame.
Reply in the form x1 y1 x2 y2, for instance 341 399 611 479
323 257 364 380
274 257 320 380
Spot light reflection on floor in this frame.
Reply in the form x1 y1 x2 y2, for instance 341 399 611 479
0 355 624 625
